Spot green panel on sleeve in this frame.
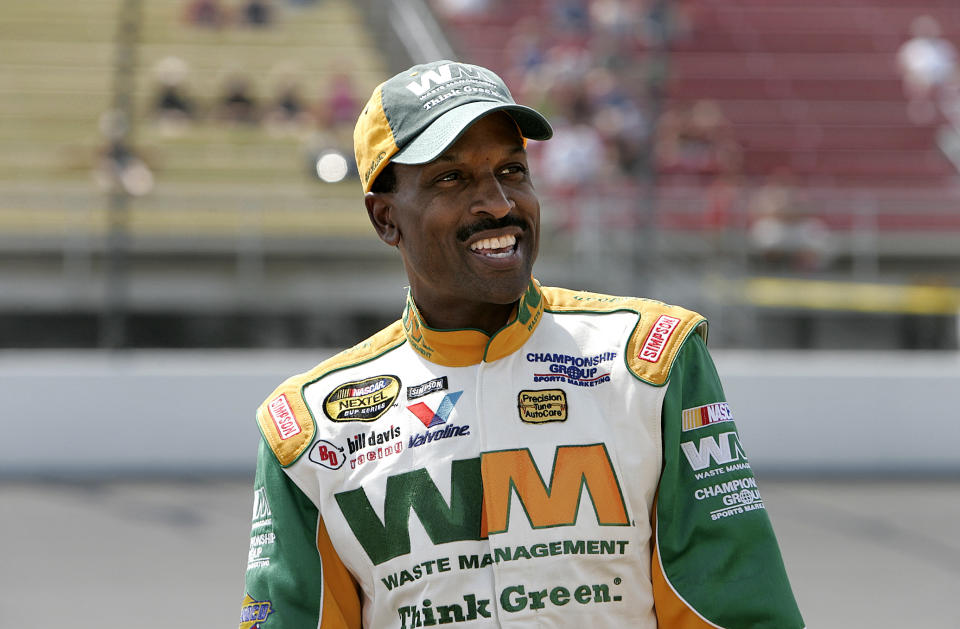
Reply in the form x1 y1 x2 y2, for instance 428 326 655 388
656 334 804 628
241 439 324 629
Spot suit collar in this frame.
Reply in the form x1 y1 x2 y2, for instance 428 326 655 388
402 279 545 366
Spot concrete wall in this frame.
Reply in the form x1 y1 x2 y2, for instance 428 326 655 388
2 350 957 477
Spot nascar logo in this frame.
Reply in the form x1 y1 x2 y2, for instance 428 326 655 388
681 402 733 432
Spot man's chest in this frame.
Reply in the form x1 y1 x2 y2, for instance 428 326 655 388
286 320 667 626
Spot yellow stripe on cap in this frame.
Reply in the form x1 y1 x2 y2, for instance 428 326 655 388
354 84 400 193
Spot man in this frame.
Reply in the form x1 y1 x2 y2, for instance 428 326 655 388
240 60 804 628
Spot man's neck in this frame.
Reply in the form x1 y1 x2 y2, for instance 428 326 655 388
410 296 517 337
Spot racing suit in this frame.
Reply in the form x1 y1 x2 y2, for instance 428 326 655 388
240 280 804 629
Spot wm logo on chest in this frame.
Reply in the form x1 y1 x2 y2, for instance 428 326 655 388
335 444 630 565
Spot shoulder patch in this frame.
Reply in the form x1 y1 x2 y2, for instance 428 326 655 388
256 320 406 467
539 286 706 386
257 385 315 468
626 305 706 386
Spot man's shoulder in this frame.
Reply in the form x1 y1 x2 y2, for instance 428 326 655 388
255 319 406 467
540 285 704 325
540 285 708 386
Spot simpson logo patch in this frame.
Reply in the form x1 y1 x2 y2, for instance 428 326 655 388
517 389 568 423
324 375 401 422
407 376 448 400
682 402 733 432
267 394 301 440
638 315 681 363
239 593 274 628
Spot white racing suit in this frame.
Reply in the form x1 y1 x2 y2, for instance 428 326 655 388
240 280 804 628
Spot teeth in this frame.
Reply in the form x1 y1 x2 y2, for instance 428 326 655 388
470 234 516 251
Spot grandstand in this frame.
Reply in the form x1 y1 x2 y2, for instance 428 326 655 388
0 0 396 346
1 0 958 349
437 0 960 348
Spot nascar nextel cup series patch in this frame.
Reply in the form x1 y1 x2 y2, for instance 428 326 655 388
323 375 401 422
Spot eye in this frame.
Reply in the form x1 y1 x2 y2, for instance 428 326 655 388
435 170 462 183
498 163 528 178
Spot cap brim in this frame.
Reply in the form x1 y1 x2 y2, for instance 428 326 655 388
391 101 553 166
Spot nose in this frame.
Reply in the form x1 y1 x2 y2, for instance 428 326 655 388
469 171 514 219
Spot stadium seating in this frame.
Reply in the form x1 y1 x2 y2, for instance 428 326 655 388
0 0 406 347
665 1 960 186
4 0 959 348
0 0 387 251
439 0 960 237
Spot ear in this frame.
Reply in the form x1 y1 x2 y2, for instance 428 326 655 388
365 192 400 247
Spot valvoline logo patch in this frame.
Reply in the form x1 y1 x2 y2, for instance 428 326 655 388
239 593 274 628
407 391 463 428
406 391 470 449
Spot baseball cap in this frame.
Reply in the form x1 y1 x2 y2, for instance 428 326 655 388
354 60 553 193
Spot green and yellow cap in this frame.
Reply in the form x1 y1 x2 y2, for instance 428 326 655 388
354 60 553 192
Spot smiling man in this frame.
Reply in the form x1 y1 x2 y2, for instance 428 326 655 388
367 112 541 334
239 61 804 629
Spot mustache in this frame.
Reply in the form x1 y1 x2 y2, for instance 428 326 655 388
456 215 528 242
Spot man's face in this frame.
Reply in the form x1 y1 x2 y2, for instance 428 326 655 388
369 113 540 327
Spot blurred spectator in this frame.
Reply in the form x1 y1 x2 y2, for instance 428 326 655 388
182 0 229 28
433 0 701 195
264 73 312 134
655 100 741 177
504 17 547 79
590 0 643 41
433 0 491 17
94 110 154 197
586 67 650 175
938 68 960 128
553 0 590 34
240 0 274 27
703 172 740 232
897 15 957 124
644 0 694 48
540 92 609 228
541 98 607 190
216 75 260 125
747 169 832 272
314 72 359 133
150 56 197 136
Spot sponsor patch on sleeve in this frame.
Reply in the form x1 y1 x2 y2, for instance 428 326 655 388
267 394 301 440
638 315 681 363
693 475 765 521
251 487 272 528
240 593 274 628
681 402 733 432
517 389 568 423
